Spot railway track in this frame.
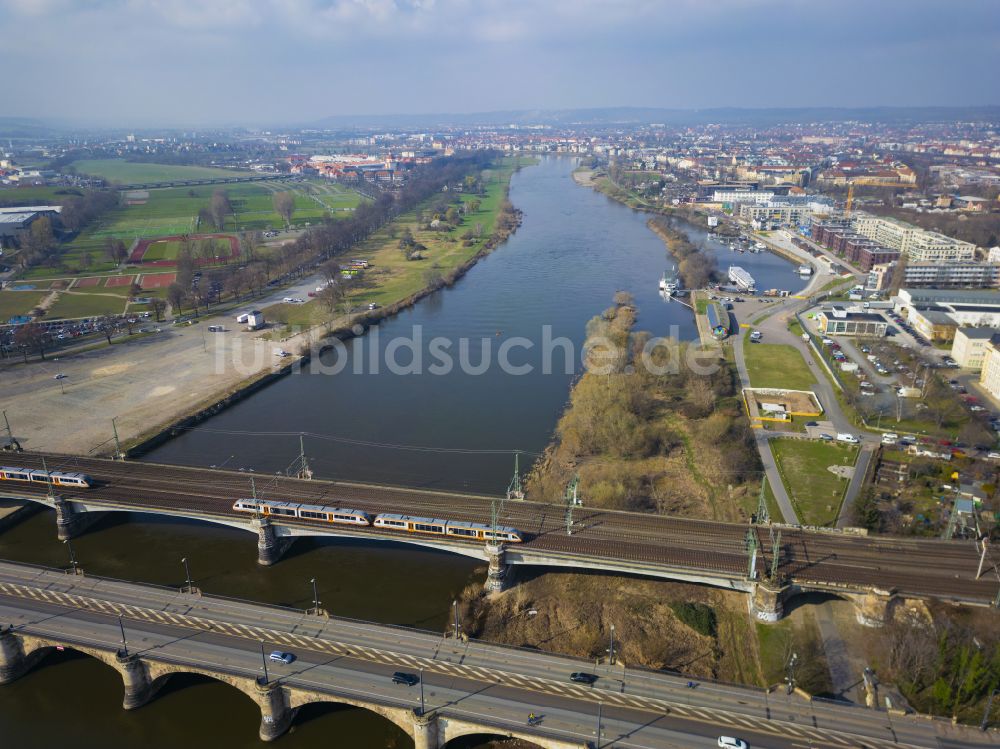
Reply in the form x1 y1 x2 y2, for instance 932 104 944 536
3 452 997 603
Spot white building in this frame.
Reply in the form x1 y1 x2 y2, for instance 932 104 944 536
951 328 996 370
851 214 975 263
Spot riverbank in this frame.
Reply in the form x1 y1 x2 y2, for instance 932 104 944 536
4 156 529 456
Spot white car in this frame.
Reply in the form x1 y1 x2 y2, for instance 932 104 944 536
881 433 898 445
282 297 294 303
837 433 860 444
275 349 291 358
718 738 748 749
268 651 295 664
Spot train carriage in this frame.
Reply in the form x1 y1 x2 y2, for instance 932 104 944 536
231 501 522 543
0 467 92 488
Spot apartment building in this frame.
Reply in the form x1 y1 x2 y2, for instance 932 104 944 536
951 328 997 370
851 214 975 262
980 338 1000 402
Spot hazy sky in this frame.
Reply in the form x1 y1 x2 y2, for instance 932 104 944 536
2 0 998 127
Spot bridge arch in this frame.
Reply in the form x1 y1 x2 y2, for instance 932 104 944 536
288 693 416 740
438 716 584 749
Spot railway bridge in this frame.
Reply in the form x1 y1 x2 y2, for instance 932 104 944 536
1 452 998 627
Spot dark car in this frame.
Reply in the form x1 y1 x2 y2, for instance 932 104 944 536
391 671 419 686
570 672 598 685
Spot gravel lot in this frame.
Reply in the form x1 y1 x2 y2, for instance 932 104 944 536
0 276 329 455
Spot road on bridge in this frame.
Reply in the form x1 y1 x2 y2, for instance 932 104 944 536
0 561 996 748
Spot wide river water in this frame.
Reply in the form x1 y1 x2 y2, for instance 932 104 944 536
0 157 803 748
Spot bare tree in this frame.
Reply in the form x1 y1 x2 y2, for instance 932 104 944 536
210 189 232 231
166 283 186 315
150 298 167 321
273 192 295 229
13 323 50 361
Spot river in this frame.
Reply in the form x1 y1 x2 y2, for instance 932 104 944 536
0 157 804 748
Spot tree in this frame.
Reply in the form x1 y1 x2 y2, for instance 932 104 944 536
128 281 143 300
150 298 167 321
210 188 232 231
96 316 115 344
166 283 186 314
468 199 481 213
103 237 128 266
81 251 93 269
13 323 49 361
273 192 295 228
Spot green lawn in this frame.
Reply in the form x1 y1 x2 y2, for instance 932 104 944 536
263 156 525 331
46 292 126 319
142 238 231 262
771 438 859 527
70 159 247 183
0 185 87 207
0 290 48 321
18 179 366 280
744 341 816 390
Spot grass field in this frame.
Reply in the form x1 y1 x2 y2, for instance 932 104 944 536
0 290 48 321
0 185 87 207
744 341 816 390
18 179 365 280
141 238 231 262
46 291 127 319
263 157 527 329
771 438 858 527
70 159 247 183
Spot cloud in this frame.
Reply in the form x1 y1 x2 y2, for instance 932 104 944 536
0 0 997 126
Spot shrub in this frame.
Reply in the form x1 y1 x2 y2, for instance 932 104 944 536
669 601 717 637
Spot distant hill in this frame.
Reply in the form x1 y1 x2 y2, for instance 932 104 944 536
312 105 1000 129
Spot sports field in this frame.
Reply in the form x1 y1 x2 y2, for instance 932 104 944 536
70 159 247 183
20 179 364 280
140 238 232 262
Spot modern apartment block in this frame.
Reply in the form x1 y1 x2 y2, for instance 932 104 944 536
851 214 976 262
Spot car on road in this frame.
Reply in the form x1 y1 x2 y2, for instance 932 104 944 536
837 433 860 444
275 349 291 358
53 373 67 380
391 671 419 686
881 433 898 445
718 737 748 749
268 651 295 664
569 672 598 685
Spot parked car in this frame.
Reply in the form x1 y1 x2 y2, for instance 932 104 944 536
837 433 860 444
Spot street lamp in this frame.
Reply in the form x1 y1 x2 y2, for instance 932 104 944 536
786 651 798 695
983 688 1000 731
63 539 78 575
608 624 616 666
181 557 194 594
118 615 129 658
259 641 270 685
309 577 320 615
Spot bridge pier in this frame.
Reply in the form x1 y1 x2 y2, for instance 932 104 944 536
412 710 439 749
484 543 509 595
256 680 295 741
750 582 789 623
117 652 163 709
0 629 31 684
854 590 895 628
254 517 294 566
53 497 103 541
